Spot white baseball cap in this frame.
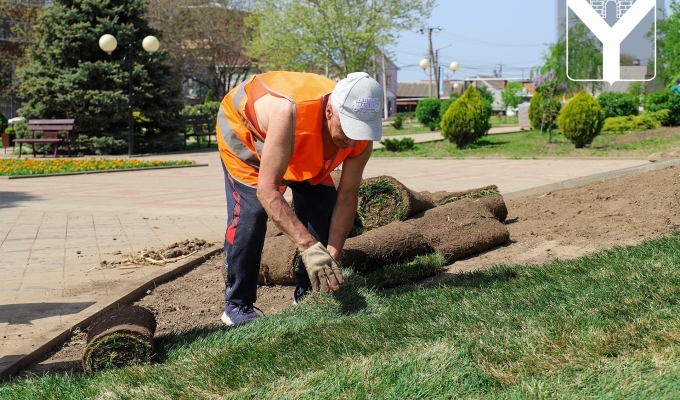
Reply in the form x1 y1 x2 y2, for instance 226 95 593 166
331 72 384 141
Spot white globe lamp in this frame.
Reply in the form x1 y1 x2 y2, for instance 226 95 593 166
99 34 118 54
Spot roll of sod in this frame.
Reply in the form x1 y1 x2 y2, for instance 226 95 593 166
406 200 510 261
259 235 298 285
357 175 435 230
420 185 508 222
82 306 156 376
342 221 430 272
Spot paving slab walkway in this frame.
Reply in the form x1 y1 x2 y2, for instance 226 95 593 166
0 147 652 378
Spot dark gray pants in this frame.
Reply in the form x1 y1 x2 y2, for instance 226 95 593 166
222 164 337 305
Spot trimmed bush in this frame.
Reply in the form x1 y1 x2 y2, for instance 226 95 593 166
440 85 489 149
601 109 668 134
528 92 561 131
597 92 638 118
379 137 414 152
415 98 441 130
557 90 605 148
391 113 405 130
644 88 680 126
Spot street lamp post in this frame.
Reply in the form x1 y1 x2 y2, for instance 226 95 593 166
440 61 460 97
419 58 432 97
99 34 160 157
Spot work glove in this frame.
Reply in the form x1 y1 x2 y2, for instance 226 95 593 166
300 242 344 292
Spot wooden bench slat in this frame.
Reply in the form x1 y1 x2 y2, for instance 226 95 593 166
27 125 74 131
27 119 75 124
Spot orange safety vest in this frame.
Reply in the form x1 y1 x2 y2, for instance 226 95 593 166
216 71 369 188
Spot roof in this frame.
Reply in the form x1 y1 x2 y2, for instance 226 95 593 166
469 75 504 90
397 81 464 98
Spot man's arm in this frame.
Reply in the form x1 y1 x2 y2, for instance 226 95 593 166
256 98 316 253
326 142 373 260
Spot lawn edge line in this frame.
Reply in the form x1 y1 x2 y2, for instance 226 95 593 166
1 163 209 179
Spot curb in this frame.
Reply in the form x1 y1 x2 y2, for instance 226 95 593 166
0 245 223 381
503 158 680 200
0 163 208 180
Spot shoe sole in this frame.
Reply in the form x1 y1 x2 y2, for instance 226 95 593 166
221 311 234 326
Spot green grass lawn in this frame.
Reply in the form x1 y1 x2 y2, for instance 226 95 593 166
490 115 519 127
374 127 680 159
382 121 435 136
3 233 680 398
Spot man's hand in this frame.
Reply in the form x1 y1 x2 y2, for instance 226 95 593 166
300 242 344 292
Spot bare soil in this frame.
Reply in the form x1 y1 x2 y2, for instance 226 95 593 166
22 165 680 377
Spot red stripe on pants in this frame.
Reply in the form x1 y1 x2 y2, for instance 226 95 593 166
226 174 241 245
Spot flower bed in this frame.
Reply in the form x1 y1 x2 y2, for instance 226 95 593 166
0 158 196 176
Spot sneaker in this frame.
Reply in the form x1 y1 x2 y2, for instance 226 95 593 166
293 286 312 305
221 302 262 326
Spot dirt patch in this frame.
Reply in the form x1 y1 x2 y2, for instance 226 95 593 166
99 239 214 269
22 165 680 377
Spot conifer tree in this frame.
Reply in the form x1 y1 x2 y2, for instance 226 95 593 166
17 0 183 154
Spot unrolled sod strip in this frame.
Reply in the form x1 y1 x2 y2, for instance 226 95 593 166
82 305 156 376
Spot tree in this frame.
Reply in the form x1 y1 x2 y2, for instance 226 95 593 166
538 18 602 94
145 0 253 100
620 53 638 66
532 69 566 143
245 0 434 78
500 82 523 122
17 0 184 154
649 0 680 86
0 1 43 96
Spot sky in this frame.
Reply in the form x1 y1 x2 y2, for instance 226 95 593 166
392 0 667 82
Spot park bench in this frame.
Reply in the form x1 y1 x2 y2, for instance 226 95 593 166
182 114 216 149
14 119 75 158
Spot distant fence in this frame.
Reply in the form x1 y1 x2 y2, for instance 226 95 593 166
0 95 21 119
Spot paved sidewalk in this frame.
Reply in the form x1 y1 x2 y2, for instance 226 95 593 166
0 148 650 377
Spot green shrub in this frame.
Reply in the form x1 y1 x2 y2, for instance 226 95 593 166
597 92 638 118
181 101 220 126
557 90 605 148
379 137 414 152
0 111 7 128
644 88 680 126
440 85 490 149
601 110 668 134
415 98 441 130
528 92 561 131
439 94 460 121
391 113 405 130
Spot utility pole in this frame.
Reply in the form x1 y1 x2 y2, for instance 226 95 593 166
420 26 441 98
381 46 388 119
435 49 441 100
